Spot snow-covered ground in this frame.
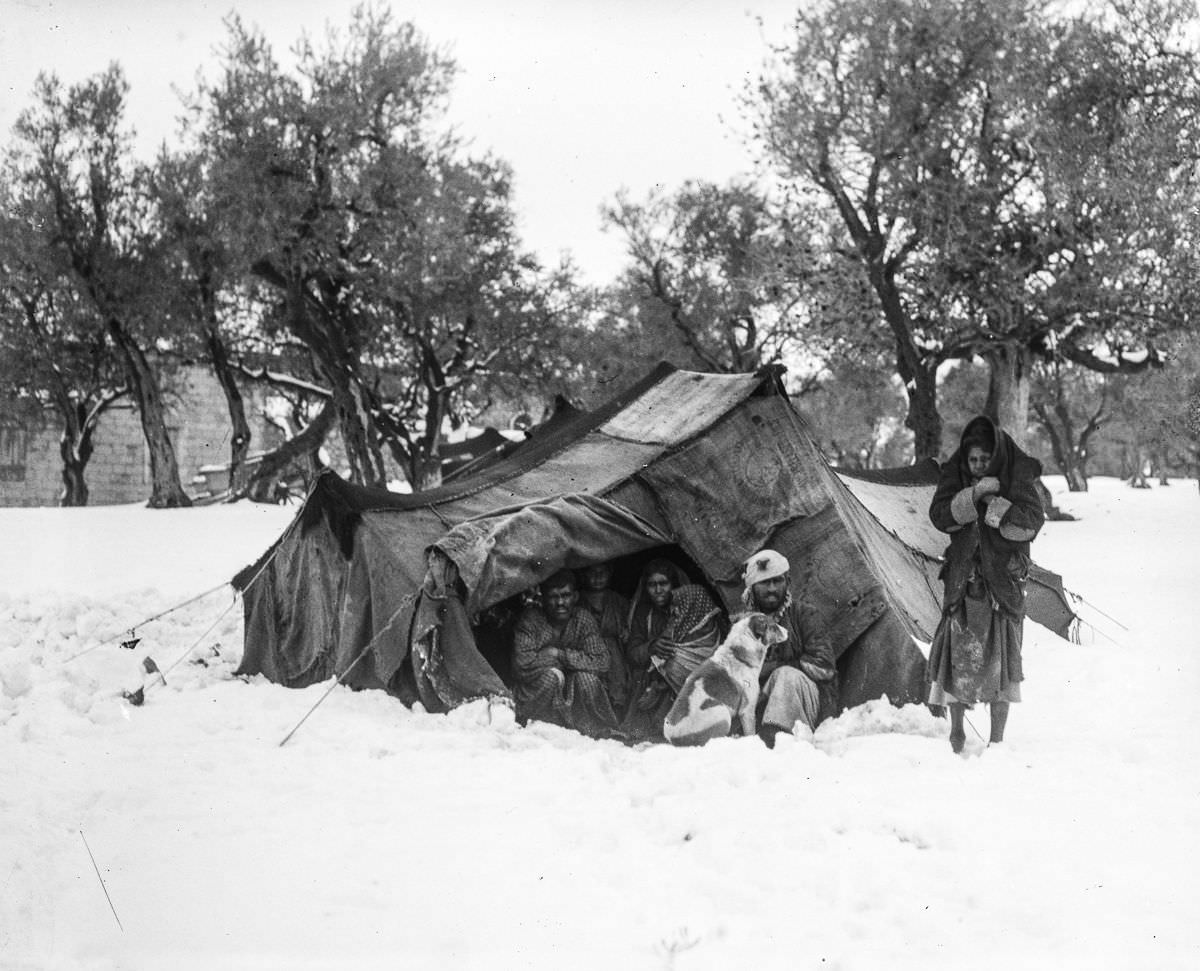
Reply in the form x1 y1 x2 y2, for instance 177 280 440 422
2 477 1198 970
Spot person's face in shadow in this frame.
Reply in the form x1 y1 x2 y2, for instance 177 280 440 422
542 582 577 624
967 445 992 481
646 571 673 609
583 564 612 592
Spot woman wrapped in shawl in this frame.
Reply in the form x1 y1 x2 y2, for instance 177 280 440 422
928 415 1045 753
620 558 725 741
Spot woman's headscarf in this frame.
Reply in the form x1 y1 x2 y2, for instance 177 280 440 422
959 418 997 472
953 416 1009 487
636 558 687 597
627 558 722 692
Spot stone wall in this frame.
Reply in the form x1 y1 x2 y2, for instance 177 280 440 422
0 414 62 506
0 368 280 507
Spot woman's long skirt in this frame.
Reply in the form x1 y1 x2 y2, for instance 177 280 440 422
927 591 1023 706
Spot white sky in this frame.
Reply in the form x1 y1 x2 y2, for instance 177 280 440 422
0 0 799 284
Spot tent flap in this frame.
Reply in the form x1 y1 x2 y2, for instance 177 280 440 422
434 493 672 613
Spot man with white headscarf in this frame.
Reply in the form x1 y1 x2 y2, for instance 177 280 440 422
742 549 837 747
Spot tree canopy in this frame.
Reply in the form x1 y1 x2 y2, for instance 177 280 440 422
187 8 577 489
9 66 192 506
3 0 1200 503
753 0 1200 457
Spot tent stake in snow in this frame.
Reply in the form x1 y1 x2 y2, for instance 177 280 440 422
159 593 240 679
80 830 123 932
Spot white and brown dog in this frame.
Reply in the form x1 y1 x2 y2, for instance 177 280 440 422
662 612 787 746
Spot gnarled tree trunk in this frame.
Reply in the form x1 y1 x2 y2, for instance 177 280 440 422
902 364 942 462
107 319 192 508
1128 445 1151 488
1036 410 1088 492
58 421 93 507
327 379 388 487
232 399 335 502
1032 388 1105 494
206 327 252 488
52 382 125 508
984 342 1032 448
266 270 389 488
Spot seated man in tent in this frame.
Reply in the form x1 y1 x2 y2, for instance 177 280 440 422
741 549 838 748
577 561 631 716
512 569 620 738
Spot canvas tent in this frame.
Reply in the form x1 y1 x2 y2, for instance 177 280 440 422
233 363 1076 719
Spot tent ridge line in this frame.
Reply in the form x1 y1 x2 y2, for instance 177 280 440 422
384 363 688 509
401 383 757 514
351 367 771 514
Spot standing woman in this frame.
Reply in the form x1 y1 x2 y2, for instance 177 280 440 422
928 415 1045 753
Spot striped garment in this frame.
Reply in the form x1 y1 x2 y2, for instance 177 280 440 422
512 606 617 736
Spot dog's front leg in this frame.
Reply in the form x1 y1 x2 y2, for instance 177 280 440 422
738 687 758 737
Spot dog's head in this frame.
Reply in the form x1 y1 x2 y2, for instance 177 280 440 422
724 612 788 668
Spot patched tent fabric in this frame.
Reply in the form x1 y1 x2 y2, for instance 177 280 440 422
233 362 1077 719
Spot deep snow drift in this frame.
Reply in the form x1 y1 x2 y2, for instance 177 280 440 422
1 477 1198 970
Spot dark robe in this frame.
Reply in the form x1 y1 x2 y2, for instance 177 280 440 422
757 597 838 725
580 588 631 714
927 416 1045 703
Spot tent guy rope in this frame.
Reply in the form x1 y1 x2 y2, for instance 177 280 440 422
64 496 301 667
1069 590 1129 632
80 829 123 932
276 590 420 747
277 642 375 748
160 592 241 678
62 581 231 664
